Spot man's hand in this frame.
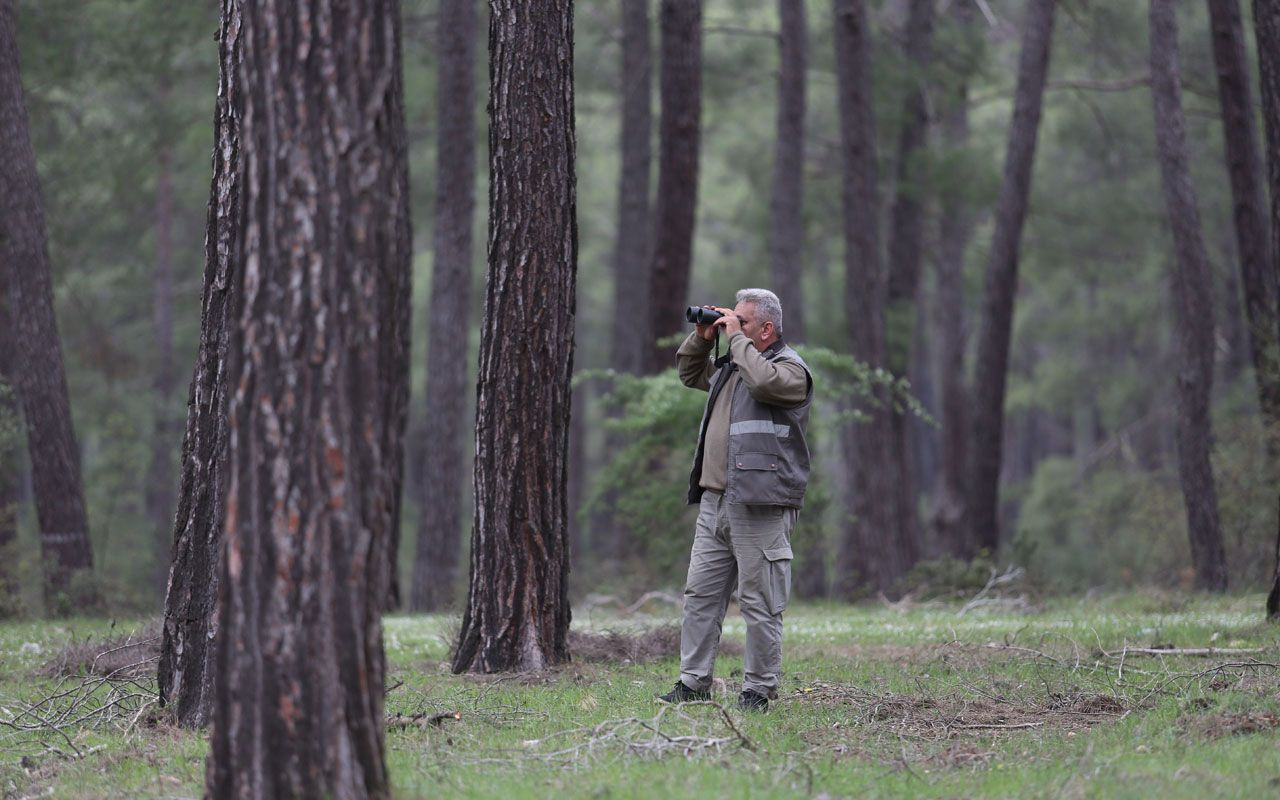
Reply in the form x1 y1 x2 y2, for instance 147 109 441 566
713 307 742 339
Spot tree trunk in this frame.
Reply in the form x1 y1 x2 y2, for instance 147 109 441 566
967 0 1055 555
452 0 576 674
1150 0 1228 592
931 2 979 559
593 0 654 567
0 268 18 609
770 0 807 342
158 0 243 728
205 0 411 795
0 0 94 611
613 0 654 373
833 0 906 598
147 126 178 599
1207 0 1280 434
643 0 702 374
410 0 478 613
882 0 936 572
567 383 587 563
1255 0 1280 617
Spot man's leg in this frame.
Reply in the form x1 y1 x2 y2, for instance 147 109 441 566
678 491 737 692
729 504 797 698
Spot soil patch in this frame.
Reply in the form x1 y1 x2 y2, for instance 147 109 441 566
923 742 995 769
1180 711 1280 739
793 681 1128 741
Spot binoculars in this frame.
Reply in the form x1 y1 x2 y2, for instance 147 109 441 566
685 306 724 325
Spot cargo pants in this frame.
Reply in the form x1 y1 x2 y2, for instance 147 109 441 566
678 489 797 698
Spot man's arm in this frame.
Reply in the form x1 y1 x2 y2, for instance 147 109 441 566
728 333 808 406
676 331 716 391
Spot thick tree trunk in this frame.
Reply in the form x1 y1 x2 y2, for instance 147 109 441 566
967 0 1055 555
1255 0 1280 617
931 3 979 559
833 0 907 598
643 0 702 374
0 0 94 610
770 0 807 342
147 131 178 598
452 0 576 674
410 0 477 613
158 0 243 728
1207 0 1280 434
882 0 936 571
205 1 411 796
1150 0 1228 592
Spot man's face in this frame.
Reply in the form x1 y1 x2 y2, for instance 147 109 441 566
733 301 772 352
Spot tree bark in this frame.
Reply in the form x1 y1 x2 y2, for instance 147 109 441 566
1150 0 1228 592
147 120 179 599
205 0 411 795
410 0 478 613
933 3 979 559
0 267 18 608
158 0 243 729
0 0 94 610
452 0 576 674
1255 0 1280 617
592 0 653 567
883 0 936 571
643 0 702 374
966 0 1055 555
613 0 654 373
770 0 807 342
833 0 907 598
1207 0 1280 434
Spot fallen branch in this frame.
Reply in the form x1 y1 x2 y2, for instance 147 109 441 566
953 721 1044 730
387 709 462 730
1101 647 1267 659
960 567 1028 616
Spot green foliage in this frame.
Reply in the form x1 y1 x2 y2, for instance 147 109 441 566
1013 458 1190 592
1011 406 1280 594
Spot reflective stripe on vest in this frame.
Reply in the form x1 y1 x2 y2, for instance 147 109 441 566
728 420 792 439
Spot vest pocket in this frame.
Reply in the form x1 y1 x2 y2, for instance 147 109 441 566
763 545 793 615
734 452 780 471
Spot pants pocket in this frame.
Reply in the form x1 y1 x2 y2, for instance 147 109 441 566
762 545 793 615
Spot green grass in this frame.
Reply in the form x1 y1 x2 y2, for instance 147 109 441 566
2 592 1279 798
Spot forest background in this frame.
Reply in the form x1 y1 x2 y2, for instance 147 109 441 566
1 0 1276 617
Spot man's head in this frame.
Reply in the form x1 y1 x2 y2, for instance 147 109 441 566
733 288 784 352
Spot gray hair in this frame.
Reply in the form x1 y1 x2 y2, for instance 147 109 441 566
736 288 783 334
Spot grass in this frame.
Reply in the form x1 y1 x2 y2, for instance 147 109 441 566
1 591 1279 798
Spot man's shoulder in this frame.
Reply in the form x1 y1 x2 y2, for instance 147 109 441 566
769 344 810 371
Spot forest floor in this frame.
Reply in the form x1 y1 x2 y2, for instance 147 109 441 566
0 591 1277 798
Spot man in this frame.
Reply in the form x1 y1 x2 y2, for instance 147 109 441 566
658 288 813 712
